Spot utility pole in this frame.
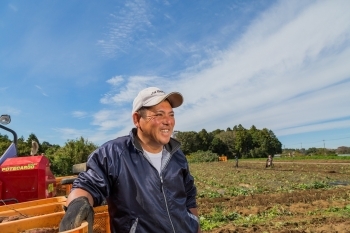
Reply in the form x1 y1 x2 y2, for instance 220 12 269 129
323 140 325 155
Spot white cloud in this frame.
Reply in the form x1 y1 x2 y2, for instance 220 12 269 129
91 109 132 131
54 128 91 142
100 75 164 104
72 111 88 119
170 0 350 137
98 0 151 57
0 106 21 116
106 76 123 86
35 85 48 97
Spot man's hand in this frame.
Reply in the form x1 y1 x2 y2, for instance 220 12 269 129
59 196 94 233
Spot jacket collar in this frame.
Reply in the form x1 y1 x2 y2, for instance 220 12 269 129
130 128 181 155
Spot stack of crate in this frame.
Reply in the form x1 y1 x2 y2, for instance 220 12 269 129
218 155 228 161
0 196 109 233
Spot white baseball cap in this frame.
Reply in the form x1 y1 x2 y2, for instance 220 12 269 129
132 87 183 113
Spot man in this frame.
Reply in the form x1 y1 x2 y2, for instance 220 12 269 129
59 87 201 233
234 155 239 168
266 155 273 168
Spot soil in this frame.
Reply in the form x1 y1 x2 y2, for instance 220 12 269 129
198 187 350 233
21 228 58 233
0 214 28 223
191 159 350 233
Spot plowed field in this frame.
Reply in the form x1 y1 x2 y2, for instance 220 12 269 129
190 159 350 233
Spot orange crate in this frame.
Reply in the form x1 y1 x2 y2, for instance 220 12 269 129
0 212 88 233
55 176 77 196
0 202 64 217
93 206 110 233
0 205 109 233
65 221 88 233
0 212 66 233
0 196 66 212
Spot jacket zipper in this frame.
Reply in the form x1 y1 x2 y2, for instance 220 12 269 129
140 149 176 233
160 175 176 233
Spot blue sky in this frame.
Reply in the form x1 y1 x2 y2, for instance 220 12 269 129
1 0 350 150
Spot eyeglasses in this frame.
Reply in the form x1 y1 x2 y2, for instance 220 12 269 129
145 113 175 122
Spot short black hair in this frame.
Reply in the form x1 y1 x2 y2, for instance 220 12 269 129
137 107 149 118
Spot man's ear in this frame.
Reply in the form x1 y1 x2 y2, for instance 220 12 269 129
132 112 141 128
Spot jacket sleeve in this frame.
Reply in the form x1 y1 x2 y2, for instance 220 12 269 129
72 142 118 206
181 150 198 209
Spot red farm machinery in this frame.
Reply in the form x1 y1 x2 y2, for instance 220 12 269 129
0 114 57 205
0 114 110 232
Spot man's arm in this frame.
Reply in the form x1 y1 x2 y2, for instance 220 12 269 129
66 188 94 206
189 208 201 233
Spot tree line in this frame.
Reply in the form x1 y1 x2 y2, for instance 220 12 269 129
283 146 350 156
174 124 282 159
0 133 97 176
0 124 282 175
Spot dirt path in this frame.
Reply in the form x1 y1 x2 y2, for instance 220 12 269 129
259 160 350 165
277 162 350 165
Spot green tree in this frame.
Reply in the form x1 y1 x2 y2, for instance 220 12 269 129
17 136 31 156
44 144 61 156
0 134 11 156
41 141 54 154
211 129 224 137
49 137 97 176
248 125 259 149
250 128 281 158
256 129 282 155
175 131 201 155
209 137 229 156
215 131 236 157
197 129 212 152
233 124 251 158
0 133 10 142
268 130 282 154
0 141 11 156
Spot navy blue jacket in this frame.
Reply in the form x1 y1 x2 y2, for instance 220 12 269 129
72 128 199 233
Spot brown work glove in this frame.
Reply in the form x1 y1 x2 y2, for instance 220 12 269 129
59 196 94 233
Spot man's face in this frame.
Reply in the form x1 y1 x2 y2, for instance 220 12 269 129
137 100 175 152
